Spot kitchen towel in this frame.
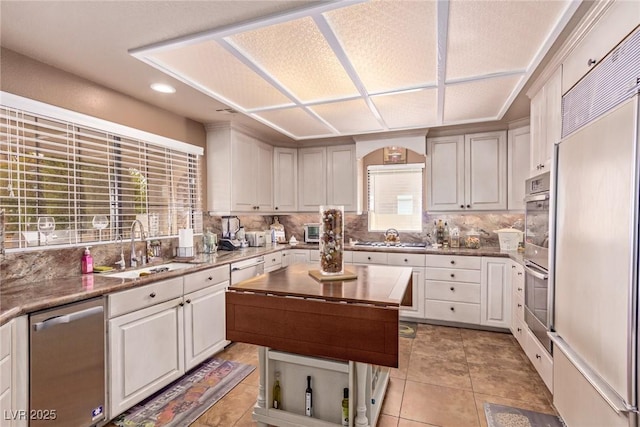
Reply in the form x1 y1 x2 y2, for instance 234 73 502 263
178 228 194 248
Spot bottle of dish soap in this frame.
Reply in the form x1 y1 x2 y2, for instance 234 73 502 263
81 247 94 274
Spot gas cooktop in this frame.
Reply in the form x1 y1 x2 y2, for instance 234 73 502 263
353 241 427 250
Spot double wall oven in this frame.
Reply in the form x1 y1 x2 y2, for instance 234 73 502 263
523 171 552 354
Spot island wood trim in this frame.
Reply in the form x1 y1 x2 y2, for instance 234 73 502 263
226 291 399 367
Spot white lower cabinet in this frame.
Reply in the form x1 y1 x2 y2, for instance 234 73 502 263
109 296 185 418
0 317 28 427
387 253 426 319
480 257 511 328
265 251 283 272
524 328 553 392
280 249 311 266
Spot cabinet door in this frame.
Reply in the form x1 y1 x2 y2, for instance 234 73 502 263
529 89 545 176
231 132 258 211
273 147 297 212
109 298 184 418
465 131 507 210
326 145 357 211
399 267 425 319
427 136 465 211
480 257 511 328
543 67 562 172
184 281 229 371
289 250 310 265
255 142 274 212
280 250 290 267
298 147 327 211
507 126 530 210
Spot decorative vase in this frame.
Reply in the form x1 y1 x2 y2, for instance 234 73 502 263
319 205 344 275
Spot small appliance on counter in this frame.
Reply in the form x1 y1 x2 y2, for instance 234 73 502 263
246 231 266 247
303 223 320 243
219 238 242 251
220 215 242 250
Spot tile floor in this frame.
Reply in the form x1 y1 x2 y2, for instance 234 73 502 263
189 323 557 427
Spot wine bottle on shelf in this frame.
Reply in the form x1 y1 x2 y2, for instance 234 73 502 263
273 371 282 410
341 387 349 426
305 376 313 417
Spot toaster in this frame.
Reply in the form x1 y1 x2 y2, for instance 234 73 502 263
246 231 266 247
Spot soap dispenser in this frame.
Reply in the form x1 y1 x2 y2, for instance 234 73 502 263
81 246 94 274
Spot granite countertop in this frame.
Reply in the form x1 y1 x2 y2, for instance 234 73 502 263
0 243 525 325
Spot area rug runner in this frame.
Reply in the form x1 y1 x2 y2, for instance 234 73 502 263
113 358 255 427
485 403 565 427
399 321 417 338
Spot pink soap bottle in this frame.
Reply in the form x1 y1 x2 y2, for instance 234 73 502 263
81 246 94 274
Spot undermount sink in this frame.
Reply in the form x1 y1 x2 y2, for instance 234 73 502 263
106 262 194 279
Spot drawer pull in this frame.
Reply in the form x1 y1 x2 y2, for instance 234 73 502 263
179 302 184 307
367 256 371 261
450 286 455 291
450 307 455 312
518 303 522 308
450 260 455 265
460 204 464 209
587 58 597 67
517 327 522 332
404 258 408 263
186 299 191 304
518 272 523 276
208 276 213 281
517 287 522 291
150 292 156 298
511 265 515 269
535 354 541 360
450 273 455 278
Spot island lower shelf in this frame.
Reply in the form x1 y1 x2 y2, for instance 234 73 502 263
253 347 389 427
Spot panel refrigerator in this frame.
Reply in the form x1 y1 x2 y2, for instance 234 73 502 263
550 27 639 427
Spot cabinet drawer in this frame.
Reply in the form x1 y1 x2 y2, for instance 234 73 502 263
344 250 353 264
511 315 527 350
426 267 481 283
264 251 283 270
184 265 229 294
426 254 481 269
108 277 184 318
425 280 480 304
387 253 426 267
0 322 10 360
425 300 481 324
308 249 319 262
525 328 553 392
512 263 525 299
352 251 388 265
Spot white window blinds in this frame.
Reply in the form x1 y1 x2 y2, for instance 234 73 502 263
1 104 202 250
368 163 423 232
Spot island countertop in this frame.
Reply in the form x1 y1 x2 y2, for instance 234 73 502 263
228 263 412 307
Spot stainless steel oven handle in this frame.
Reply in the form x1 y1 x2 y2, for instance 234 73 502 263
231 260 265 271
32 306 104 332
524 193 550 202
523 263 548 280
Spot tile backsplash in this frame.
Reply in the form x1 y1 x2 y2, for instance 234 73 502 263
1 211 523 282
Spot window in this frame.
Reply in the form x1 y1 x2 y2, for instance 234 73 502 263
368 163 423 232
0 96 203 250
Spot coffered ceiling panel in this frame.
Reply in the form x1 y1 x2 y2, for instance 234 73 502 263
444 75 523 123
253 107 332 138
131 0 580 140
151 41 293 110
372 89 438 129
310 98 383 134
446 0 570 80
323 0 438 93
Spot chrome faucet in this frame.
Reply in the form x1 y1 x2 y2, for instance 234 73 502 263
114 234 126 270
130 220 147 268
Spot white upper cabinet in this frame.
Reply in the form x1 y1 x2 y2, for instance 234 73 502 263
206 124 273 214
427 131 507 211
529 67 561 177
298 144 356 212
507 126 531 210
273 147 298 213
562 0 640 94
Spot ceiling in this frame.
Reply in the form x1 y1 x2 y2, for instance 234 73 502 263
1 1 582 144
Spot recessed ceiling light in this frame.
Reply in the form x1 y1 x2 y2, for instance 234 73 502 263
150 83 176 93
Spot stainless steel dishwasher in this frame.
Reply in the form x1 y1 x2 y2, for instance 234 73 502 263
29 297 106 427
231 256 265 285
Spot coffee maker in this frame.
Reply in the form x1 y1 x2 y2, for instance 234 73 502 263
220 216 241 251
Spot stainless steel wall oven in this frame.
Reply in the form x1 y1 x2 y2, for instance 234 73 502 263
524 172 552 353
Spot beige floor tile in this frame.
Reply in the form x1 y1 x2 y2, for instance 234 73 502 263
416 323 462 340
218 342 259 366
411 336 466 363
460 328 517 347
381 377 405 417
194 382 257 426
473 393 558 427
241 368 260 386
391 337 413 379
398 418 440 427
233 407 259 427
468 363 549 405
463 342 532 371
400 380 480 427
407 351 472 390
378 414 400 427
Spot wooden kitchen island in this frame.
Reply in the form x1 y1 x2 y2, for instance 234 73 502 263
226 263 413 427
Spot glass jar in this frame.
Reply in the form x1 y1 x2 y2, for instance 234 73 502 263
465 230 481 249
450 226 460 248
319 205 344 275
